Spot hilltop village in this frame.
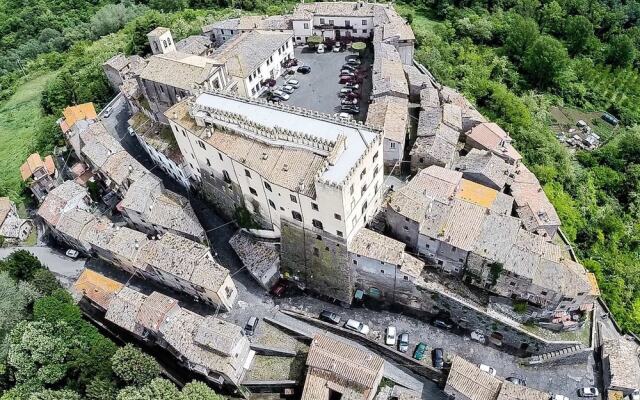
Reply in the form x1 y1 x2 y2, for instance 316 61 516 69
5 2 638 400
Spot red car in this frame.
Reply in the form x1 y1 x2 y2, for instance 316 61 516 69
270 280 287 297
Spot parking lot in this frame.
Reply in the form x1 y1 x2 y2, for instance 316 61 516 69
271 45 373 120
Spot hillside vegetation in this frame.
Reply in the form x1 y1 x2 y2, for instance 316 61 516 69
398 0 640 333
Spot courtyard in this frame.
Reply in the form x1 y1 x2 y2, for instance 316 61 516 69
269 45 373 120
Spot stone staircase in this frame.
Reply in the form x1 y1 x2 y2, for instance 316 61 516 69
522 344 587 365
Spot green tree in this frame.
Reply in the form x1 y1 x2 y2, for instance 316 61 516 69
29 389 82 400
564 15 594 55
0 250 44 282
125 12 164 56
606 34 636 67
0 273 40 341
29 269 60 296
538 0 565 34
504 15 539 63
116 379 180 400
111 345 160 386
523 36 569 89
181 381 224 400
6 320 76 385
85 378 118 400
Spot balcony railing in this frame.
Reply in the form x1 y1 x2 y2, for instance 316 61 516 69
313 23 352 29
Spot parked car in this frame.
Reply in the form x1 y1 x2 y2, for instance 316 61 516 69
470 330 486 343
551 394 570 400
432 348 444 369
340 70 355 77
345 91 360 99
317 44 325 53
344 82 360 89
342 64 357 71
344 319 370 335
272 89 289 100
340 87 353 94
244 316 259 336
413 342 427 360
127 126 135 136
341 98 358 106
479 364 497 376
319 310 341 325
577 387 599 398
385 326 397 346
283 58 298 68
338 112 352 120
102 106 113 118
398 333 409 353
297 65 311 74
287 79 300 88
433 319 453 330
282 85 295 94
65 249 80 259
347 58 362 65
333 44 341 52
340 105 360 114
506 377 526 386
270 280 287 297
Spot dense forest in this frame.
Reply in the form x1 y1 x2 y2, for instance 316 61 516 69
0 2 639 396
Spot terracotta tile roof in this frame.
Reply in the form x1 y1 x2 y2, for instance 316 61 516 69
456 179 498 208
497 381 549 400
511 165 561 230
306 334 384 389
366 96 408 143
62 103 97 130
105 286 147 336
0 197 12 226
136 291 179 333
74 269 124 310
445 356 502 400
466 123 521 163
20 153 55 181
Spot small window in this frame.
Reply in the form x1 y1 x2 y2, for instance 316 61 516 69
264 182 272 192
206 158 211 167
509 282 516 286
390 142 396 149
290 194 297 203
334 213 341 220
223 170 231 183
362 19 367 25
312 219 323 230
311 202 319 211
249 187 257 196
380 269 384 274
337 230 343 237
404 276 409 281
218 152 223 161
329 19 334 25
292 211 302 221
373 151 378 162
198 140 206 149
303 23 309 29
361 201 368 214
360 168 366 179
403 226 408 231
245 169 251 178
362 29 367 33
353 259 357 265
269 200 276 209
316 235 322 240
350 185 354 195
313 247 319 256
373 165 379 176
320 18 325 24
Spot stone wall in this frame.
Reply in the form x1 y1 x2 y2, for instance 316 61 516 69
280 219 352 304
200 172 245 222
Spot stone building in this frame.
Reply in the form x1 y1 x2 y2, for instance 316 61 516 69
202 15 292 45
75 271 252 389
102 53 147 90
372 42 409 99
301 334 384 400
58 102 98 159
166 92 384 303
36 180 92 241
20 153 58 202
350 227 423 304
465 123 522 166
366 95 408 171
453 149 513 191
0 197 32 244
229 230 280 290
601 338 640 397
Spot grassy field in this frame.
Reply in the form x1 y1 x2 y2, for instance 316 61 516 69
0 72 56 203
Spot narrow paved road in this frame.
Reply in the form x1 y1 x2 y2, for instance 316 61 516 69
0 246 86 287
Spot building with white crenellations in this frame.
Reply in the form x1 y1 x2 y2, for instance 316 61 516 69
166 91 384 303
